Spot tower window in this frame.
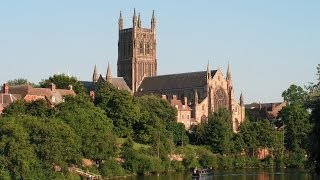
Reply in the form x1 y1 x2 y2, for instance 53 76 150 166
140 42 144 54
146 44 150 54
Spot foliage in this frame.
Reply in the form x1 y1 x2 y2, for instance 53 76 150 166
55 96 116 165
198 148 218 169
279 104 310 151
94 82 140 137
203 108 233 154
134 95 177 143
282 84 307 105
2 99 26 116
99 158 126 178
39 74 86 95
6 78 37 87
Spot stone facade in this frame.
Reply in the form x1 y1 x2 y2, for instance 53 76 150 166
116 10 245 132
117 10 157 92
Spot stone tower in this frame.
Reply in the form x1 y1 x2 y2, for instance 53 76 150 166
117 9 157 92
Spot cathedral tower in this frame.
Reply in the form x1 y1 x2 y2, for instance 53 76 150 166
117 10 157 92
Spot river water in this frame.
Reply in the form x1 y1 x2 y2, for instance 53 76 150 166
122 168 318 180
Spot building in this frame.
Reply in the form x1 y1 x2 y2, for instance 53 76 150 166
166 95 193 129
116 10 245 132
117 9 157 92
82 10 245 131
0 83 76 113
245 102 286 121
81 63 131 100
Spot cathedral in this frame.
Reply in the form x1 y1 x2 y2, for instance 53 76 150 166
83 10 245 132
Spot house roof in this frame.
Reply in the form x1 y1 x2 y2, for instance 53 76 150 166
137 70 217 92
81 75 131 92
170 98 192 111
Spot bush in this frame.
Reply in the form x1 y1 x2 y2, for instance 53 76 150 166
198 148 218 169
218 155 234 169
171 161 185 172
99 158 126 178
233 156 248 169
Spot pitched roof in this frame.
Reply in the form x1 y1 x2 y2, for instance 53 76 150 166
0 93 21 110
170 99 192 111
138 70 217 92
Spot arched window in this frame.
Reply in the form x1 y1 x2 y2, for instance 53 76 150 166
146 44 150 54
140 42 144 54
214 88 227 111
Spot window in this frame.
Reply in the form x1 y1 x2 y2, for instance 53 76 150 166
139 42 144 54
187 115 190 119
146 44 150 54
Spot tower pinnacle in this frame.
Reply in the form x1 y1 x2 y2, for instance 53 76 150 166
118 11 123 30
106 62 112 82
151 10 156 29
226 62 232 81
92 65 98 83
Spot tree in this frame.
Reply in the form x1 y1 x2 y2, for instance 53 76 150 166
134 95 177 143
2 99 26 116
55 96 116 165
0 117 42 179
39 74 86 95
94 82 140 137
22 116 81 168
6 78 37 87
282 84 307 105
203 108 233 154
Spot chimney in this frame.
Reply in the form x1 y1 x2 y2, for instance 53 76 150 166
184 97 188 106
3 83 9 94
49 83 56 92
172 95 177 100
161 94 167 100
68 85 73 91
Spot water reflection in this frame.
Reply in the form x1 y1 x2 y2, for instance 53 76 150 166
121 168 318 180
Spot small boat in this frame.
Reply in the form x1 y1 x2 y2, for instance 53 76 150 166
192 167 214 178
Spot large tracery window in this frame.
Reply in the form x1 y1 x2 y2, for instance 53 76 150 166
214 88 227 111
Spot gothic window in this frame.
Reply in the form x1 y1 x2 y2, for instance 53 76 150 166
214 88 227 111
140 42 144 54
146 44 150 54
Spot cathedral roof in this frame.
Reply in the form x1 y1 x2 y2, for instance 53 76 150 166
138 70 217 92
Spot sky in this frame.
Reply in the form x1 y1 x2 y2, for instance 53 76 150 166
1 1 319 103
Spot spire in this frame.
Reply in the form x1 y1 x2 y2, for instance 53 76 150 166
240 92 244 106
226 62 232 81
118 11 123 30
133 8 137 26
151 10 156 29
207 61 211 80
195 89 199 104
106 62 112 82
92 65 98 83
138 12 142 28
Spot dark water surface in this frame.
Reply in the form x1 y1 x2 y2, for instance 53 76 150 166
121 169 319 180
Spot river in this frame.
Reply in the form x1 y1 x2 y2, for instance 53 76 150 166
120 168 318 180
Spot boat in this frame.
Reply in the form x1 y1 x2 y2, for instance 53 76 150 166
192 167 214 178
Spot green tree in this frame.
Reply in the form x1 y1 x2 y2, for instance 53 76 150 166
282 84 307 105
280 104 310 151
39 74 86 95
5 78 37 87
0 117 42 179
55 96 116 165
21 116 81 168
94 82 140 137
134 95 177 143
2 99 26 116
203 108 233 154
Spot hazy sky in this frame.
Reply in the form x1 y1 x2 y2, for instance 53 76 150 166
1 1 319 103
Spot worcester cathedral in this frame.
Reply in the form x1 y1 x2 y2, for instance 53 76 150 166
82 10 245 132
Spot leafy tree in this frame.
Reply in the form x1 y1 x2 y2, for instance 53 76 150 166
307 96 320 173
203 108 233 154
167 122 189 146
134 95 177 143
282 84 307 105
0 117 42 179
21 116 81 168
279 104 310 151
55 96 116 165
2 99 26 116
5 78 37 87
39 74 86 95
94 82 140 137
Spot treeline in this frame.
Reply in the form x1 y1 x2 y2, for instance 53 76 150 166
1 64 320 178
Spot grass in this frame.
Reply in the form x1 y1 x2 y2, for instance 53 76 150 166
116 138 150 150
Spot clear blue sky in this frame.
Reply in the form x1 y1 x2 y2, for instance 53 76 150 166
1 1 319 103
